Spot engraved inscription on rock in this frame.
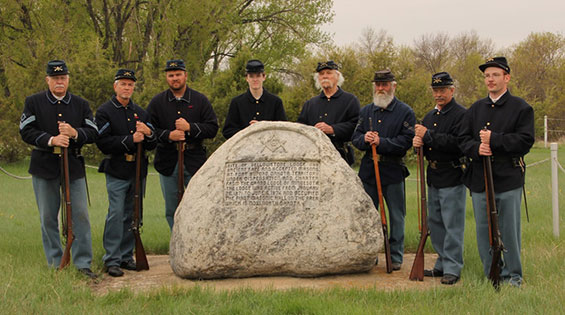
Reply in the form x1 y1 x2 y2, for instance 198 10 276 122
224 161 320 207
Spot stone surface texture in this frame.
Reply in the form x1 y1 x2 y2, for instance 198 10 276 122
170 121 383 279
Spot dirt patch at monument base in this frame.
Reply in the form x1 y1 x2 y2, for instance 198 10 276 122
91 253 453 295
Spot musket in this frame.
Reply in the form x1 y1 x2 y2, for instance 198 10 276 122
369 117 393 273
133 141 149 271
58 146 73 270
483 150 504 289
177 141 185 205
409 145 429 281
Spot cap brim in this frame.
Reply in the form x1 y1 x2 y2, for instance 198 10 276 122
479 63 508 73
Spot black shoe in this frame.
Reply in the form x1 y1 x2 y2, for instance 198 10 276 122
441 274 459 285
79 268 98 279
120 260 136 271
107 266 124 277
392 262 402 271
424 269 444 277
375 257 379 265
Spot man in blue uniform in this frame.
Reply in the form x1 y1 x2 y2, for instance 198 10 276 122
222 59 287 139
413 72 467 285
19 60 98 278
95 69 156 277
352 69 415 270
459 57 534 287
147 59 219 230
298 60 360 165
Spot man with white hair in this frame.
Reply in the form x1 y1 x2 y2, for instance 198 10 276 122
413 72 467 285
95 69 156 277
19 60 99 278
352 69 415 270
298 60 360 165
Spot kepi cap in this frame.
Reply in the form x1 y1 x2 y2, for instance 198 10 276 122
46 60 69 76
165 59 186 71
114 68 136 81
316 60 339 72
431 72 454 87
479 56 510 73
372 69 395 82
246 59 265 73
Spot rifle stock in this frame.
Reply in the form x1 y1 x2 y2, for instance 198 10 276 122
484 155 503 289
371 144 393 273
177 141 185 205
133 142 149 271
409 146 429 281
58 147 73 270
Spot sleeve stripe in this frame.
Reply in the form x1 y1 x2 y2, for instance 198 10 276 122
19 115 36 130
85 119 99 132
98 122 110 135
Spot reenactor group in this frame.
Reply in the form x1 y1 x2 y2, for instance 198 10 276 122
20 56 534 288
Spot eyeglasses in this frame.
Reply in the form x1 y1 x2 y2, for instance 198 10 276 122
484 72 503 79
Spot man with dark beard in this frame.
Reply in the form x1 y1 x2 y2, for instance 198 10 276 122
298 60 360 165
352 69 415 270
147 59 219 230
413 72 467 285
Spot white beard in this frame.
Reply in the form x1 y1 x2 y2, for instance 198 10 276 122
373 92 394 109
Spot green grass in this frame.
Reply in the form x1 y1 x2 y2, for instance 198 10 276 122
1 143 564 314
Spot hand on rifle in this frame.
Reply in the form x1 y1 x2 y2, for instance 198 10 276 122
365 131 380 146
58 122 78 139
413 135 423 148
414 124 427 138
314 122 334 135
169 129 185 141
51 134 70 147
479 129 492 156
175 118 191 132
133 131 145 143
136 121 152 136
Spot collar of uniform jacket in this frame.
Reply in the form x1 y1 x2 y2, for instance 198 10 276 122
487 90 510 106
436 98 457 115
317 87 344 100
372 96 398 112
245 88 265 103
110 96 132 109
166 87 191 103
46 90 71 105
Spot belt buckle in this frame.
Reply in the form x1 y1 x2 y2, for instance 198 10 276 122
125 154 135 162
53 147 61 155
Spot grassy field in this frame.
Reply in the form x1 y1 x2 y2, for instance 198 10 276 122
1 143 564 314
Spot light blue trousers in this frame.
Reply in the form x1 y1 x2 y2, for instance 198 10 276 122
102 174 146 267
472 187 523 285
363 181 406 264
159 162 191 230
32 176 92 269
427 184 466 277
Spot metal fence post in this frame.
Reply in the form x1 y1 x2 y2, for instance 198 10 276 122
544 115 548 148
551 143 559 238
543 115 547 148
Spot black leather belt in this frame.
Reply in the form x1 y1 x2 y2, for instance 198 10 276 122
34 146 80 156
428 160 461 170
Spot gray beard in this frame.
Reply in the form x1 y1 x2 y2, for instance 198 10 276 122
373 93 394 108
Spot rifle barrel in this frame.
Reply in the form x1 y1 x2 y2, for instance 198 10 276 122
58 147 73 270
134 142 149 271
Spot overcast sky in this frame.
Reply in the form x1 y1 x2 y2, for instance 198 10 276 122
327 0 564 50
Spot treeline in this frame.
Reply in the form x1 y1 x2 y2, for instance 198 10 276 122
1 1 564 162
